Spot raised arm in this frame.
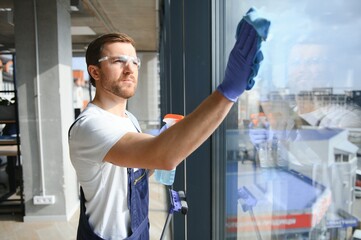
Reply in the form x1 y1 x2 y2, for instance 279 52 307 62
106 91 232 169
105 8 270 170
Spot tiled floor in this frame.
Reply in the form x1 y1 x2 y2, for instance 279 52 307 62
0 211 78 240
0 177 171 240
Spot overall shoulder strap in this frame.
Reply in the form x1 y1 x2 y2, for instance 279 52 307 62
68 116 85 139
126 110 142 133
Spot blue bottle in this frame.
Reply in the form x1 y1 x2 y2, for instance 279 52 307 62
154 114 184 186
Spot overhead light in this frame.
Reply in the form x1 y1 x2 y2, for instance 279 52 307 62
70 6 79 11
71 26 96 35
70 0 82 12
0 8 12 12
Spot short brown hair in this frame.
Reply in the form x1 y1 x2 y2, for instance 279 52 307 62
86 33 136 87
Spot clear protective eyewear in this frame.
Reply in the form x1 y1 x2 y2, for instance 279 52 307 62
98 55 141 69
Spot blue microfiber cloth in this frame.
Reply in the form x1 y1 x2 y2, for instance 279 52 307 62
236 7 270 90
239 7 270 41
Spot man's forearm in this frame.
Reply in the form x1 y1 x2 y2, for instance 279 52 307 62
156 90 234 168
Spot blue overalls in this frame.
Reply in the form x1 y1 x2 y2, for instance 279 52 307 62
76 168 150 240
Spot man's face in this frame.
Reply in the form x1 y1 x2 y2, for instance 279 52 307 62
287 44 330 93
96 42 139 99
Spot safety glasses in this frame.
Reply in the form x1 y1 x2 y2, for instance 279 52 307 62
98 55 141 69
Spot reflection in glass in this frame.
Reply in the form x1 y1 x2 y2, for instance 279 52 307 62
223 1 361 239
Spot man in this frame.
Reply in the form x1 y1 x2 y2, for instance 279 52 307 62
68 10 269 239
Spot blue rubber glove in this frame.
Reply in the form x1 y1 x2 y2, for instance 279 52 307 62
217 8 270 102
248 121 270 146
249 128 269 145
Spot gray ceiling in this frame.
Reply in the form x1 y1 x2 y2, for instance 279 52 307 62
0 0 159 54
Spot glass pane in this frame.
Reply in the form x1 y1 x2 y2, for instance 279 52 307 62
0 54 21 208
223 1 361 239
0 54 15 98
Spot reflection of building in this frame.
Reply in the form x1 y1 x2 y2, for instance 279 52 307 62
262 88 361 149
346 90 361 108
226 166 332 239
287 128 359 239
235 88 361 239
296 88 348 110
225 128 359 239
266 88 354 114
287 129 358 213
267 88 361 110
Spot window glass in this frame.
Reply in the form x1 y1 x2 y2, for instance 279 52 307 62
0 54 14 95
0 54 19 203
223 1 361 239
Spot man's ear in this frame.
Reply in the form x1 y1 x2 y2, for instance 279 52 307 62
88 65 100 81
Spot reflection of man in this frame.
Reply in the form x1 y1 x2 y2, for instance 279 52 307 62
287 43 332 94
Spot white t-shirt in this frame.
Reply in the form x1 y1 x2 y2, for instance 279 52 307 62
68 103 138 239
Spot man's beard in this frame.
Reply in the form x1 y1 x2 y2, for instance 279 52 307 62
101 76 137 99
106 84 136 99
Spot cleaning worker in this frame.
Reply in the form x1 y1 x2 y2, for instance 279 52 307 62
68 8 270 240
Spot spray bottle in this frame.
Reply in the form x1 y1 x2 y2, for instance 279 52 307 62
154 114 184 185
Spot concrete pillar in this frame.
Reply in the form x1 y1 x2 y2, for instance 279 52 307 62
14 0 78 221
